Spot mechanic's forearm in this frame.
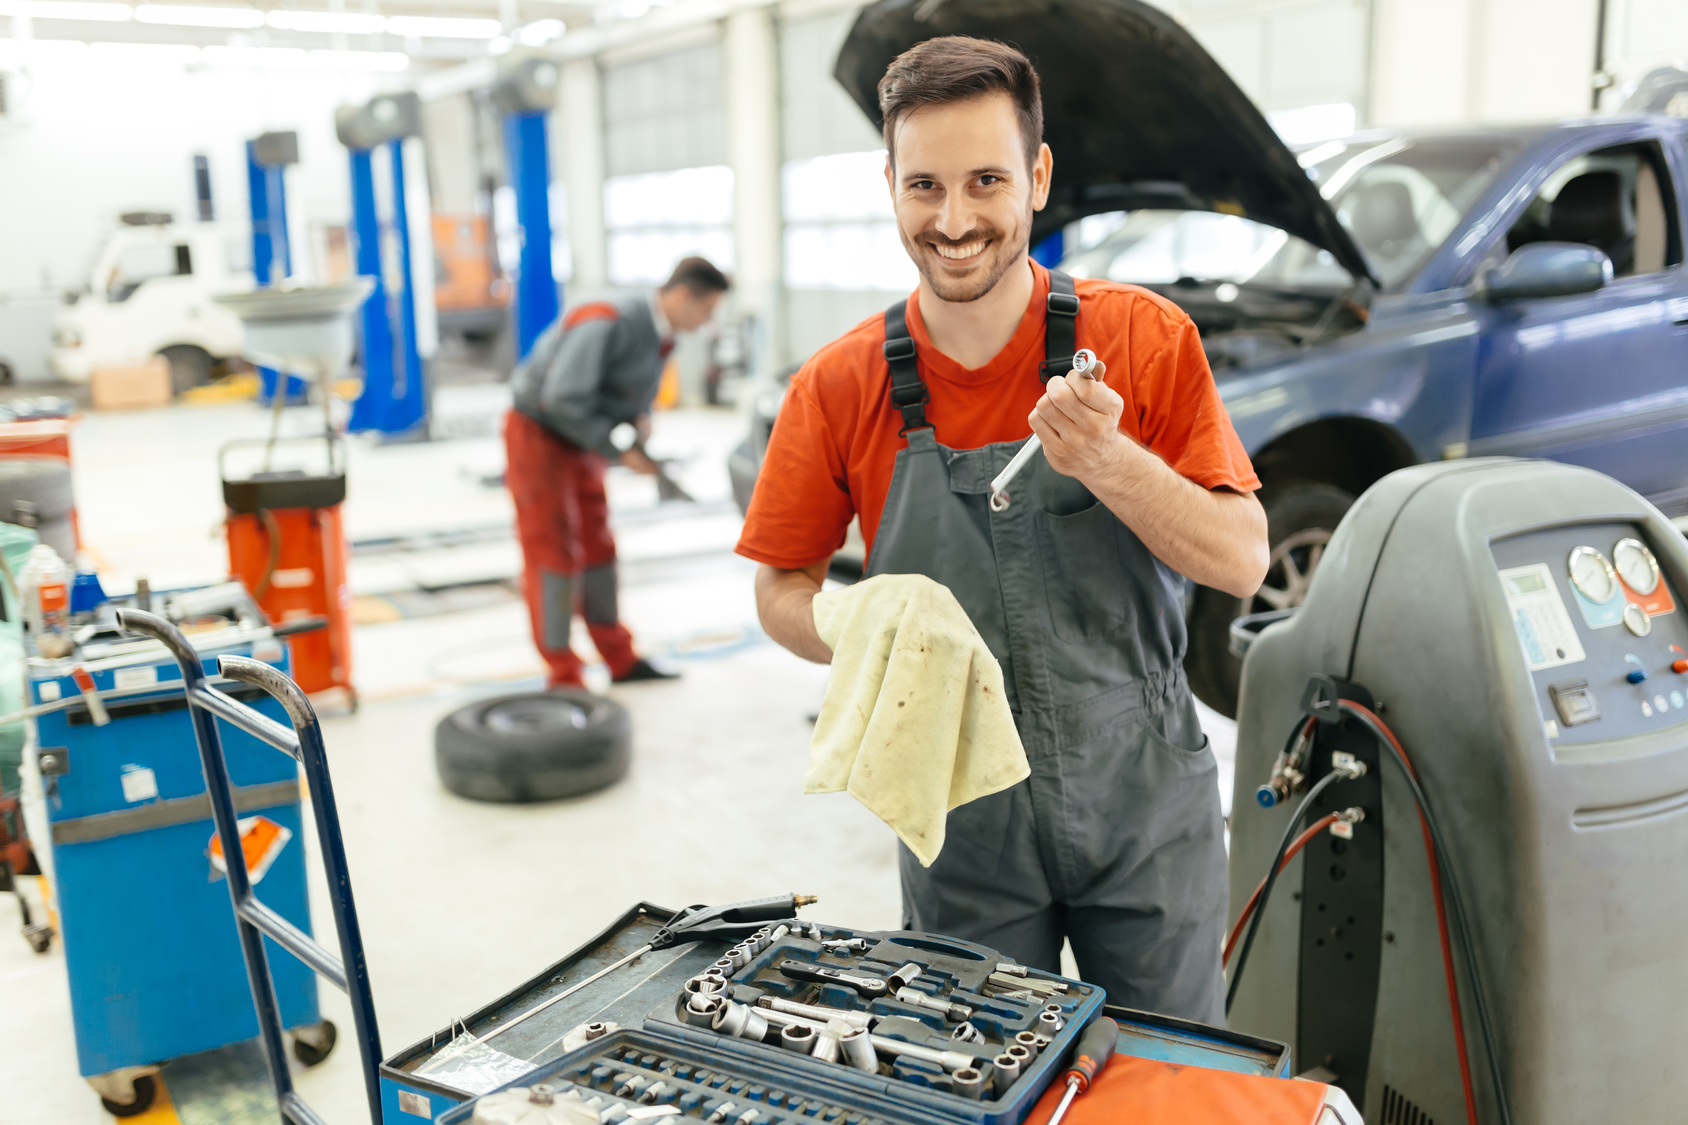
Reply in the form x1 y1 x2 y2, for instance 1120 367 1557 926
754 563 833 664
1083 439 1269 598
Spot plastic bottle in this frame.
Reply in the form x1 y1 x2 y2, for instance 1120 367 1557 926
21 543 73 658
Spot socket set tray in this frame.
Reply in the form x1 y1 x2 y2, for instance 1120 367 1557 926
421 903 1103 1125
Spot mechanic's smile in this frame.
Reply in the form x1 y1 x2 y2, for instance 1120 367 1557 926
932 238 990 261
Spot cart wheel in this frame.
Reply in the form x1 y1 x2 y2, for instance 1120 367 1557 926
99 1074 157 1118
292 1019 338 1067
24 923 52 953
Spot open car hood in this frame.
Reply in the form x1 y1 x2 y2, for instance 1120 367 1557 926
835 0 1378 285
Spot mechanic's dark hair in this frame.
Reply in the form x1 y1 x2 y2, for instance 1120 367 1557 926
878 36 1043 174
662 256 731 295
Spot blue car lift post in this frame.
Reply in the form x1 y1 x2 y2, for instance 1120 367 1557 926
493 53 564 363
247 134 311 406
117 609 383 1124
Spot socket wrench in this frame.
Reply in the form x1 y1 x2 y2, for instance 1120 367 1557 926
987 348 1104 512
775 960 889 998
757 996 874 1030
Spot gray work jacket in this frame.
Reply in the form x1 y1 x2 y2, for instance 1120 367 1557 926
509 294 665 458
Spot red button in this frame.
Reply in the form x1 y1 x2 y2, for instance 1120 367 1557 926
1674 659 1688 675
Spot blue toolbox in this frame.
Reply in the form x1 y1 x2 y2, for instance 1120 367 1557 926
19 598 334 1112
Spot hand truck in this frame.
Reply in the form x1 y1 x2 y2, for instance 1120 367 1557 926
117 609 382 1124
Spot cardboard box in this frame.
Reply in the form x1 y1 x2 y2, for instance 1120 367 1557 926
91 357 172 411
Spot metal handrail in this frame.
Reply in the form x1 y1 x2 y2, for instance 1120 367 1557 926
115 610 382 1124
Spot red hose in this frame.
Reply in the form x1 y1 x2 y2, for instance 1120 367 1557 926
1339 700 1479 1125
1224 813 1339 966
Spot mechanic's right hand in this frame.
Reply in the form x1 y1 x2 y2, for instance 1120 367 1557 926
621 448 662 476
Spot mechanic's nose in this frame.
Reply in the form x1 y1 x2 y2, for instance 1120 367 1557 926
935 192 976 240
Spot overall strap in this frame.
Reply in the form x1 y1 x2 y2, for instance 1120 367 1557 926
883 299 930 436
1038 269 1081 382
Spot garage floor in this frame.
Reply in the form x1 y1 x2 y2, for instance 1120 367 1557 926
0 377 1236 1124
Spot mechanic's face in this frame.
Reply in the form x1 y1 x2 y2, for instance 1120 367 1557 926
663 288 724 333
887 92 1051 304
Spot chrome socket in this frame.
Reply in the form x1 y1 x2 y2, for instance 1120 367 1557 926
584 1022 610 1041
684 976 725 998
950 1066 986 1100
1014 1030 1042 1054
1005 1044 1033 1064
779 1023 816 1053
992 1053 1021 1095
712 1001 771 1042
840 1027 879 1072
887 963 922 989
684 994 724 1028
950 1022 984 1046
1037 1010 1065 1034
811 1027 842 1065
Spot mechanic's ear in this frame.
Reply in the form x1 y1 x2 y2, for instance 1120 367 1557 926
1031 143 1053 211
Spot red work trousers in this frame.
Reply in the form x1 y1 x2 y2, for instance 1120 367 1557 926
504 409 639 687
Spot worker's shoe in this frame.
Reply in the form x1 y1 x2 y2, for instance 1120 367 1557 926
612 657 679 683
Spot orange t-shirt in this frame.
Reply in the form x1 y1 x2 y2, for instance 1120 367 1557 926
736 261 1260 570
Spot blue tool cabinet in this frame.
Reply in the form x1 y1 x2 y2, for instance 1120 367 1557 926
28 628 320 1080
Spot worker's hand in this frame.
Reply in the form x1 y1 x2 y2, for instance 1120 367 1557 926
621 447 662 476
1031 365 1126 481
633 414 653 442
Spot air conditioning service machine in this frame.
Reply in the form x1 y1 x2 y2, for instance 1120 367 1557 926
1226 458 1688 1125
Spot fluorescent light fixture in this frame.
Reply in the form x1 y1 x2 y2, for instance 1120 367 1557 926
201 43 306 67
90 39 200 62
266 9 385 34
0 1 133 21
1267 102 1357 147
308 48 407 72
385 14 501 38
515 17 563 45
136 4 262 28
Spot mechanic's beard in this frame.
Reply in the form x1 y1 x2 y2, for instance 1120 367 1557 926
903 220 1029 304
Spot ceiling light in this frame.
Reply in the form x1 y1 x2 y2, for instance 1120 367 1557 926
0 1 133 22
266 9 385 34
201 43 306 67
515 18 563 45
135 4 262 28
90 40 200 62
308 48 407 72
385 14 501 39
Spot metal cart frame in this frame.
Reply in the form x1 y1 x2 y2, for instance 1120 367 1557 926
117 609 382 1124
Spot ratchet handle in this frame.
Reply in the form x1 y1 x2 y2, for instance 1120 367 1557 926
776 959 890 998
1064 1017 1119 1094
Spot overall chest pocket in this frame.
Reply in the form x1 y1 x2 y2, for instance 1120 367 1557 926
1035 498 1133 642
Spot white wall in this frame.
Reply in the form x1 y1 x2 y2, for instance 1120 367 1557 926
0 41 382 294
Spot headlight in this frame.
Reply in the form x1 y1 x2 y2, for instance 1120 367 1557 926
52 325 81 347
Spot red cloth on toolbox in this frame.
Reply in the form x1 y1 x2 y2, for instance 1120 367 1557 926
1021 1056 1328 1125
504 407 638 687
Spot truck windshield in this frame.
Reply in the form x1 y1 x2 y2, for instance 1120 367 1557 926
1062 137 1519 292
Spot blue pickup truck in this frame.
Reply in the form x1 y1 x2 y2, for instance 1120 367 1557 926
744 0 1688 716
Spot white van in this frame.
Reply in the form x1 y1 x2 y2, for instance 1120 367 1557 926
49 215 254 392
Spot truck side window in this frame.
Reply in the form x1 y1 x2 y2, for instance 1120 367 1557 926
106 243 178 303
1502 141 1682 279
174 244 193 276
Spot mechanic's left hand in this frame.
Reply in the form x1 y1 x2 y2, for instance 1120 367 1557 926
1030 364 1125 480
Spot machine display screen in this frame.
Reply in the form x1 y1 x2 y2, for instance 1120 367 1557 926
1505 572 1546 596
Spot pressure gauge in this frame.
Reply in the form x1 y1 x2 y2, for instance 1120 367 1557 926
1568 546 1618 604
1613 538 1660 596
1623 601 1652 637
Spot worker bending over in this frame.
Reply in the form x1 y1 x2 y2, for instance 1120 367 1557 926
737 38 1268 1021
507 256 729 689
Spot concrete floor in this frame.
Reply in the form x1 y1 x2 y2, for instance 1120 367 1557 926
0 381 1236 1123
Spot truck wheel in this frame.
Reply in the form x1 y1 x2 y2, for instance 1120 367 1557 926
160 345 213 394
291 1020 338 1066
1185 480 1355 719
98 1075 157 1118
435 690 632 803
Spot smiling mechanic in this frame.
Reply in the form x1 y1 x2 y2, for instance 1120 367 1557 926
737 37 1268 1020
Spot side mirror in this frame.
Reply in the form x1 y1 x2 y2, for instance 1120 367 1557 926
1479 241 1612 301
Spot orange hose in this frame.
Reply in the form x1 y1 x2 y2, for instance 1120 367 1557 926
1224 813 1340 966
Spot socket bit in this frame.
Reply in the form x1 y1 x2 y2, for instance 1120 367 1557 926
706 1102 737 1124
639 1081 670 1105
1037 1010 1065 1033
887 963 922 989
992 1053 1021 1095
614 1074 646 1099
1005 1044 1033 1063
950 1066 986 1100
684 976 725 997
840 1027 879 1072
779 1023 816 1053
811 1027 842 1065
712 1001 771 1042
684 994 724 1027
1014 1031 1042 1054
893 986 971 1022
757 997 872 1030
950 1022 984 1046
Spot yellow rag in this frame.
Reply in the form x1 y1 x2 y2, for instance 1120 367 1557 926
808 573 1029 867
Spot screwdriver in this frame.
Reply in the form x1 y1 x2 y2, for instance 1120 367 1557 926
1045 1016 1119 1125
480 892 816 1043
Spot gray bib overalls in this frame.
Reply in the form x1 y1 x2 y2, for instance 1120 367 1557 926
866 273 1226 1022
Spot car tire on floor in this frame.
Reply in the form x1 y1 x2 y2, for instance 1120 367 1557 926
435 690 633 803
1185 479 1356 719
